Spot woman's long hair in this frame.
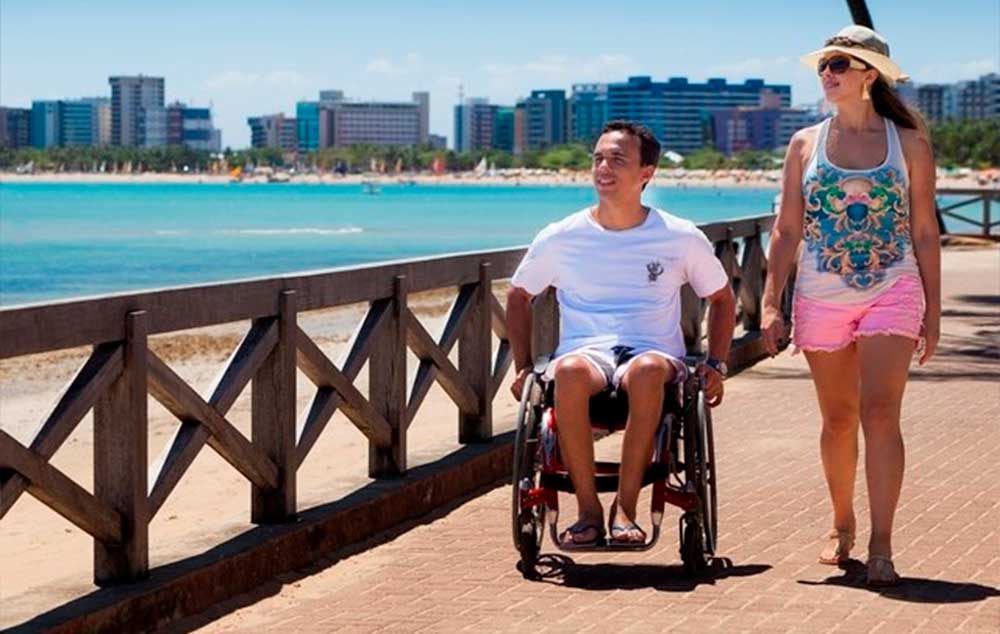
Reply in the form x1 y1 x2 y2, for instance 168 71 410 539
871 77 926 133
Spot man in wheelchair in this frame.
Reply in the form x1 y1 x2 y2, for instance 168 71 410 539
506 121 736 548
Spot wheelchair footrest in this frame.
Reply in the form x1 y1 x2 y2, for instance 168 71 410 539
540 462 669 493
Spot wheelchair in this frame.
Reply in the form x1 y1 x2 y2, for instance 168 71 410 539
511 356 718 579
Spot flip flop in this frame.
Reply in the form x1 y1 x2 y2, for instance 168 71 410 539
608 497 647 545
558 520 605 548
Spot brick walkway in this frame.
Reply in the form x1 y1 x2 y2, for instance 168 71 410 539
168 248 1000 634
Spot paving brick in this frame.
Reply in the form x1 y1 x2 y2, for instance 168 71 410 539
186 248 1000 634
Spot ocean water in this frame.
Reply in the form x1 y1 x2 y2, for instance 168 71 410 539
0 182 784 307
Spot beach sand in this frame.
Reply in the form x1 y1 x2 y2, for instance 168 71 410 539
0 285 521 627
1 170 994 190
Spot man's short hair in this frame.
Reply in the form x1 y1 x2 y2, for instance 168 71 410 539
599 121 662 167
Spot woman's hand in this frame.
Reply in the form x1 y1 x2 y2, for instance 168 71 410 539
762 305 786 357
918 315 939 365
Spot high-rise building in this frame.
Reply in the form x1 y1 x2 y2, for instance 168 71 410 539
166 103 221 151
109 75 165 147
454 98 499 152
30 101 61 148
569 83 608 144
913 73 1000 122
493 107 516 153
413 91 430 144
58 100 99 147
296 101 321 153
318 91 429 148
607 76 791 155
518 89 567 150
0 107 32 148
248 114 298 152
916 84 955 122
710 102 822 155
955 74 1000 120
80 97 111 146
428 134 447 150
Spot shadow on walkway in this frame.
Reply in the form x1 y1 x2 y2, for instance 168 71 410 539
527 555 770 592
797 559 1000 603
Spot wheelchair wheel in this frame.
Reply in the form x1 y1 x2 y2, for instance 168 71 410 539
699 390 719 555
511 373 544 578
680 386 716 574
680 512 708 576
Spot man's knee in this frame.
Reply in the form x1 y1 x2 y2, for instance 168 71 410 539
553 356 602 394
622 354 673 389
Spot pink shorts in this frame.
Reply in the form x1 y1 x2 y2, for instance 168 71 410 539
793 275 925 354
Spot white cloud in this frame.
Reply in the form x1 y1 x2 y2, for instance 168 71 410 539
913 59 998 84
364 53 423 77
704 56 796 78
475 53 639 102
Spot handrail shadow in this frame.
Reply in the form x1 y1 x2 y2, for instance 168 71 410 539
3 434 515 634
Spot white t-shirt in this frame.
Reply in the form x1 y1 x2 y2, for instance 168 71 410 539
511 207 729 359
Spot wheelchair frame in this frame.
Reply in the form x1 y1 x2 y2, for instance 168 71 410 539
511 359 718 579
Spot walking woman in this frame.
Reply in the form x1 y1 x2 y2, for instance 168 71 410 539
762 25 940 587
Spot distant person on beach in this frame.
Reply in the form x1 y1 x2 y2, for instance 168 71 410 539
506 121 736 546
761 26 940 587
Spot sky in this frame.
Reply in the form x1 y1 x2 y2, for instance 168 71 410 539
2 1 997 149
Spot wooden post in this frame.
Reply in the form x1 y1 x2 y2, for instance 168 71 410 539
459 262 493 443
530 288 559 362
94 310 148 585
369 276 407 477
251 290 297 523
983 194 992 237
741 230 765 332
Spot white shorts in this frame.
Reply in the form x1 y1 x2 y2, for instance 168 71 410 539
543 344 688 389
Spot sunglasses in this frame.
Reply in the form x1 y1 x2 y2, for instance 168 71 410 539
817 55 869 75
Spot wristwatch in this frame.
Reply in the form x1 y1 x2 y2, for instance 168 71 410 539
704 357 728 378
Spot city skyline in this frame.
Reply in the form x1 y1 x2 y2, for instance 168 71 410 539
2 1 997 148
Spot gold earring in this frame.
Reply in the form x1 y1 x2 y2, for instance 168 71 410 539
862 82 872 101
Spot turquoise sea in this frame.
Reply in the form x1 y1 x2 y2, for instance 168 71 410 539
0 183 781 307
0 182 976 307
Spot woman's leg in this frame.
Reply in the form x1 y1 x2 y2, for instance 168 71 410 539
856 335 913 561
804 345 861 560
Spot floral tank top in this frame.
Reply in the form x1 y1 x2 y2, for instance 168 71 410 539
797 116 920 303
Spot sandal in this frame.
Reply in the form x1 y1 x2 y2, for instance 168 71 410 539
866 555 901 588
558 519 605 548
818 528 855 565
608 497 647 545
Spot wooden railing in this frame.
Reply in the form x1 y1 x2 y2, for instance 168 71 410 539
0 212 787 586
937 187 998 237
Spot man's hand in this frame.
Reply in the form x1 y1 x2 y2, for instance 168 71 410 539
696 363 724 407
510 367 533 401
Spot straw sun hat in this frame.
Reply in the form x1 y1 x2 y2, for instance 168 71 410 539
800 25 910 85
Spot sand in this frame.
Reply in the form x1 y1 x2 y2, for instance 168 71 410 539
0 285 521 628
1 170 995 190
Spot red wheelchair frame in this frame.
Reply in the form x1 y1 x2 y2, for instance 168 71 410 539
511 359 718 579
